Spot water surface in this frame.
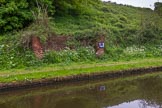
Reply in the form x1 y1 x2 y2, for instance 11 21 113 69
0 72 162 108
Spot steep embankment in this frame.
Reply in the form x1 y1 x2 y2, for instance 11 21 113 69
0 1 162 70
54 2 162 45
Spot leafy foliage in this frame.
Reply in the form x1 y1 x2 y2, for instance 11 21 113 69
43 47 95 63
0 0 32 33
54 0 101 16
0 0 54 33
155 2 162 16
0 36 43 69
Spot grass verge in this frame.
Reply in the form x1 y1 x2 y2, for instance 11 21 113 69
0 57 162 83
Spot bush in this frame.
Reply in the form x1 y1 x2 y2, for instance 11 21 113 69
0 34 43 69
43 46 95 64
0 0 55 34
0 0 32 33
0 43 42 69
54 0 101 16
155 2 162 16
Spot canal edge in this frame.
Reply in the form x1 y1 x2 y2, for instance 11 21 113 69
0 66 162 91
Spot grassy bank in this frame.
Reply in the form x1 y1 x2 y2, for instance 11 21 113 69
0 1 162 70
0 57 162 83
0 1 162 86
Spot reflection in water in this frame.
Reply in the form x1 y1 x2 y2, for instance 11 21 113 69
99 86 106 91
107 100 161 108
0 72 162 108
55 98 87 108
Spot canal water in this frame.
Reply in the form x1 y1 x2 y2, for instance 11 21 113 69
0 72 162 108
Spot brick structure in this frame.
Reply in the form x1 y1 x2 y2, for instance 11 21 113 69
31 36 44 59
45 36 71 51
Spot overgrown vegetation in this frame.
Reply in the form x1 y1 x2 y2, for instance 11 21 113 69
0 0 162 70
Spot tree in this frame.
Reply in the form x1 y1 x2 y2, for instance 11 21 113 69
0 0 54 34
0 0 32 33
154 2 162 16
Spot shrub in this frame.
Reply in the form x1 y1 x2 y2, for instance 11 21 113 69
0 43 42 69
0 0 55 34
43 46 95 64
0 0 32 33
